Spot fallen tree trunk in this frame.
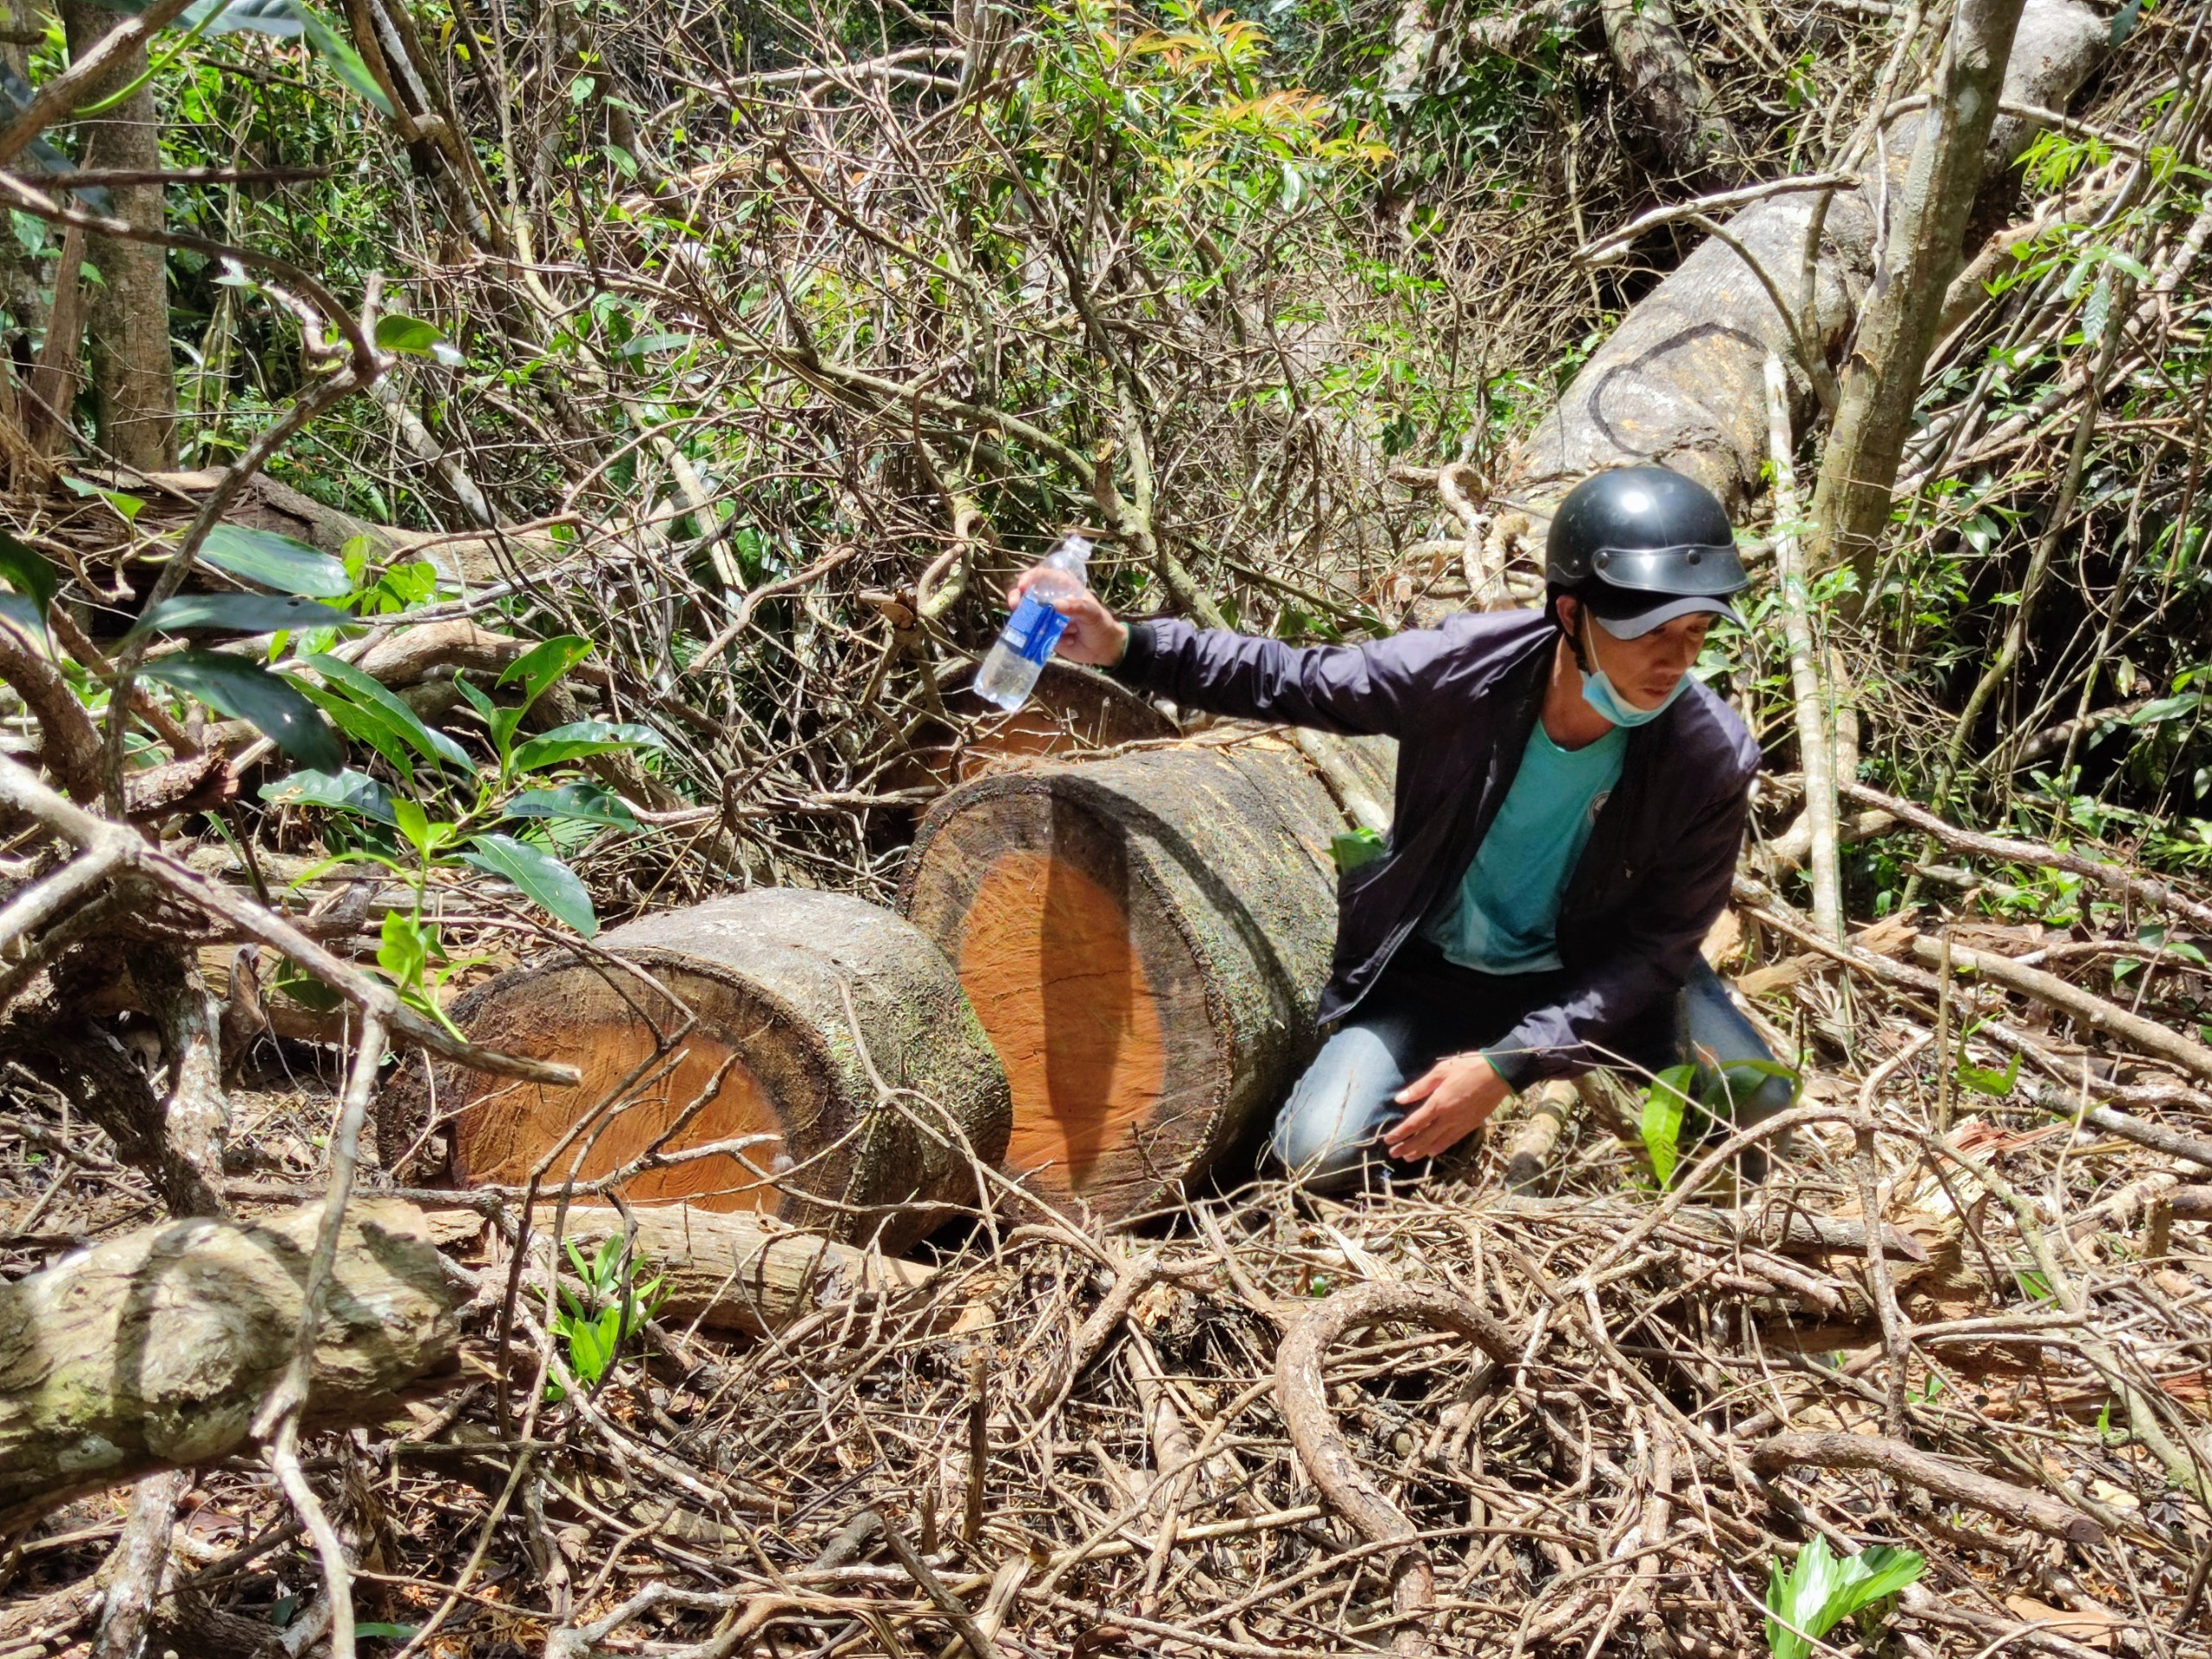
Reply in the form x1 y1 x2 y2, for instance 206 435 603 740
1500 0 2107 523
0 1201 458 1529
899 731 1388 1222
519 1204 937 1338
385 889 1010 1254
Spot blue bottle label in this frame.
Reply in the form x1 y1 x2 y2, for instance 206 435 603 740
1004 594 1069 666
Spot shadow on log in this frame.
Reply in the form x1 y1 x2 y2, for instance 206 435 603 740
0 1201 457 1531
383 889 1009 1254
899 731 1391 1223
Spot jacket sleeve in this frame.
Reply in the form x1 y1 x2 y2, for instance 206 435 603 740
1111 617 1446 738
1483 768 1752 1090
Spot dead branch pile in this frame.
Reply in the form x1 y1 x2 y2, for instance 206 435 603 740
6 834 2212 1657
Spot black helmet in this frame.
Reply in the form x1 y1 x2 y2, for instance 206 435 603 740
1546 466 1748 638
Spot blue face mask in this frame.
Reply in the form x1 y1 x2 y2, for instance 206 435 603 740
1579 619 1693 727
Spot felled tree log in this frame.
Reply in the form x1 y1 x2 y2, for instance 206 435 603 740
899 732 1383 1221
522 1204 936 1338
0 1201 458 1529
889 659 1178 797
386 889 1010 1253
1502 0 2106 521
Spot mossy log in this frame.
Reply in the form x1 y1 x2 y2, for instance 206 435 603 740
385 889 1010 1253
0 1201 458 1529
899 732 1384 1222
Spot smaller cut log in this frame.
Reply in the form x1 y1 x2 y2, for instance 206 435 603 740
386 890 1010 1253
515 1204 936 1338
0 1201 458 1529
887 660 1177 798
899 732 1390 1222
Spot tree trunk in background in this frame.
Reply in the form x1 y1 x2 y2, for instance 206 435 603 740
1499 0 2103 527
1599 0 1745 185
1808 0 2029 599
61 0 177 471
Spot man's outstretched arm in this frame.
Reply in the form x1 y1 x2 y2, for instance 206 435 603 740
1010 569 1427 738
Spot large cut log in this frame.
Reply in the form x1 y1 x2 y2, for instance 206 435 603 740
887 659 1179 800
384 889 1010 1253
0 1201 458 1529
1501 0 2106 522
899 732 1384 1221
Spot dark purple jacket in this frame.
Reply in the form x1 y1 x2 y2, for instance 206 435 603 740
1112 609 1760 1087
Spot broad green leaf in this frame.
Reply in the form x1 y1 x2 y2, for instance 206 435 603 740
1837 1545 1927 1611
378 908 429 989
0 528 59 626
198 524 351 597
376 313 464 365
296 681 419 781
1639 1064 1693 1188
496 634 592 712
259 766 396 824
0 592 44 641
60 474 143 521
353 1626 420 1642
305 652 474 769
461 834 597 937
129 593 349 639
503 784 639 830
510 720 662 774
0 63 112 212
171 0 393 111
142 652 342 770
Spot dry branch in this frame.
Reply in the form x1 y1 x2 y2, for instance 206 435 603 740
1750 1433 2103 1545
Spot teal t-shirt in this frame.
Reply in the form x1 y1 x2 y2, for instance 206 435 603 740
1423 721 1627 974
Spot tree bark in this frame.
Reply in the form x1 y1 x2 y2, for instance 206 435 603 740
516 1203 937 1338
899 731 1391 1224
60 0 178 472
0 1201 459 1529
387 889 1011 1253
1807 0 2030 594
1599 0 1745 185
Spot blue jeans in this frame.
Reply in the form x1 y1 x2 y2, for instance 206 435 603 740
1271 940 1789 1190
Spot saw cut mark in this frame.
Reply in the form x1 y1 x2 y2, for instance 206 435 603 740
956 848 1168 1191
451 1001 785 1210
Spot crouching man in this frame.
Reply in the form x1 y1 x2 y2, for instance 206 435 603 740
1016 466 1791 1188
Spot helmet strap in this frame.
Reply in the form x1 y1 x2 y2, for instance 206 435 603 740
1554 592 1593 675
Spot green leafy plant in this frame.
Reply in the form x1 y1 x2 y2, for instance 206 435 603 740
546 1235 664 1402
1764 1536 1926 1659
1638 1058 1802 1188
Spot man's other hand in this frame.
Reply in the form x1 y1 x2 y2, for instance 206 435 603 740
1009 567 1129 666
1383 1053 1511 1161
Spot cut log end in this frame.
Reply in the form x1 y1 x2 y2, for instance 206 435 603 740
441 964 790 1210
955 842 1178 1204
901 736 1355 1222
384 890 1010 1253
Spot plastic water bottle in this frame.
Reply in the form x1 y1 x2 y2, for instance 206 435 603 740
972 535 1093 711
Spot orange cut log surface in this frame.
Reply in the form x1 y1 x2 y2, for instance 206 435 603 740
901 732 1389 1222
380 889 1009 1253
